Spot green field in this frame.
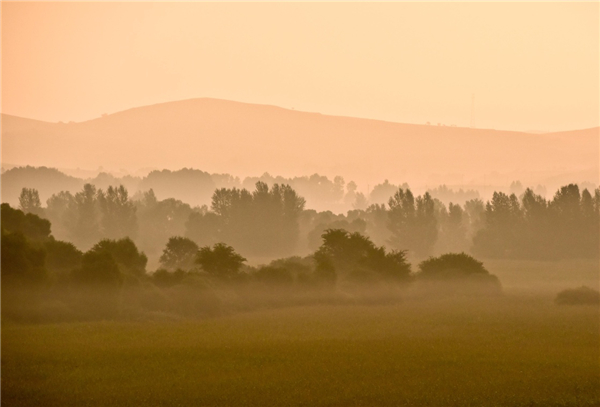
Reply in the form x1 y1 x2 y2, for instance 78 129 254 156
2 291 599 407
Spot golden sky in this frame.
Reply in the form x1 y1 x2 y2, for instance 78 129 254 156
2 2 599 131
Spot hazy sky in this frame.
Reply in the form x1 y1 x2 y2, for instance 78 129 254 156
2 2 599 132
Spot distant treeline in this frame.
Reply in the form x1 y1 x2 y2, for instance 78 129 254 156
11 180 600 266
2 166 484 213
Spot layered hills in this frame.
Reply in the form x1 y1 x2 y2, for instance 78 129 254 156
2 98 598 190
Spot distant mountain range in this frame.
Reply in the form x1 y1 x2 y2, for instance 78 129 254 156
2 98 598 189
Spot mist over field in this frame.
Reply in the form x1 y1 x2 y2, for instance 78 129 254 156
2 2 599 407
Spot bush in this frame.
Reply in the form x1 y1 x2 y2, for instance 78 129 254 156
71 251 122 287
555 286 600 305
418 253 489 279
152 268 188 287
415 253 501 294
254 266 294 286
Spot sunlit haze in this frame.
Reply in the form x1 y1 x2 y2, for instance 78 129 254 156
2 4 600 406
2 2 599 131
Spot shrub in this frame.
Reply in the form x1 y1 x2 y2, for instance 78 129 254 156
152 268 187 287
415 253 501 294
555 286 600 305
254 266 294 286
418 253 489 279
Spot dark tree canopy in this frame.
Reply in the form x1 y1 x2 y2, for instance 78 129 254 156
418 253 489 279
555 286 600 306
159 236 199 271
196 243 246 280
44 239 83 275
315 229 411 283
89 238 148 276
71 250 122 287
1 228 47 285
1 203 51 242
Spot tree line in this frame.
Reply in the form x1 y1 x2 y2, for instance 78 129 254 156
14 181 600 264
3 199 502 322
3 165 485 214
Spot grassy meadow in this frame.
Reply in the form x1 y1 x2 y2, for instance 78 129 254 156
2 259 599 406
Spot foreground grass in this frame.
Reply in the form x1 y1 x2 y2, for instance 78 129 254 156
2 295 599 407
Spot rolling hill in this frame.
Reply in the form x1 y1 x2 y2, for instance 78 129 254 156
2 98 598 190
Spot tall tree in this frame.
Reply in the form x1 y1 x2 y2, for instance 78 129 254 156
472 192 523 258
69 184 101 249
206 182 305 256
18 188 44 217
45 191 76 242
97 185 137 240
388 188 437 257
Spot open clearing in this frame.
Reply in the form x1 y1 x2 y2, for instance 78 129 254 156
2 291 599 407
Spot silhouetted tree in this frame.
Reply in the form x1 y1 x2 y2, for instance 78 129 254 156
208 182 305 256
1 228 47 285
387 188 415 251
136 189 196 260
315 229 411 283
435 201 468 254
388 189 437 257
97 185 137 240
1 203 51 242
418 253 489 279
44 239 83 276
69 184 102 249
472 192 522 258
196 243 246 280
463 198 485 240
472 184 598 260
89 238 147 277
307 217 366 252
414 192 438 256
520 188 550 258
18 187 44 217
159 236 199 271
71 250 122 287
555 286 600 305
45 191 76 242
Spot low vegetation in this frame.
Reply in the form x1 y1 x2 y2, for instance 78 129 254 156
555 286 600 305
